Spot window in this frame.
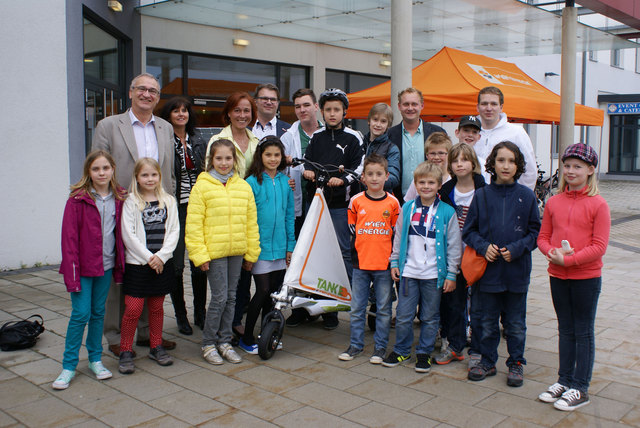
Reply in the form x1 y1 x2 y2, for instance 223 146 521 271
609 115 640 173
550 124 559 158
146 50 183 95
588 50 597 62
636 46 640 74
611 49 623 69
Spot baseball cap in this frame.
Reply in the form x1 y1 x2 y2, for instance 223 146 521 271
458 115 481 130
561 143 598 167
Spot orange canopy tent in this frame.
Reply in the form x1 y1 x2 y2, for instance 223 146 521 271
346 47 603 127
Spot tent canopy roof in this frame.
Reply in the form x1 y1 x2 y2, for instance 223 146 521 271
346 47 604 126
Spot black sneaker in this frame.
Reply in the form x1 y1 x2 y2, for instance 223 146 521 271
538 383 567 403
149 345 173 366
285 309 308 327
118 351 135 374
553 389 590 411
322 313 339 330
507 362 524 387
382 351 410 367
338 345 362 361
415 354 432 373
468 364 497 381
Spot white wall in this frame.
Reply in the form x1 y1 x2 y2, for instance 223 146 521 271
0 1 70 270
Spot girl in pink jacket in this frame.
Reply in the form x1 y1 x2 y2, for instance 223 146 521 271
54 151 126 390
537 143 610 411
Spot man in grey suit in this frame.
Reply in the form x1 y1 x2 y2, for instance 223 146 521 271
92 72 176 356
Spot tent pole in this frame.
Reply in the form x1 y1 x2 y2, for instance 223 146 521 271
391 0 412 125
559 1 577 158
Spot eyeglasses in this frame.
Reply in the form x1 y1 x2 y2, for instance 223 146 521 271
132 86 160 96
256 96 278 103
427 151 448 157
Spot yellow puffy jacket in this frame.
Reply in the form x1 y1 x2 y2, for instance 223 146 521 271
185 172 260 267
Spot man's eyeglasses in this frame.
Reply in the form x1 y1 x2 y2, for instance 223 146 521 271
132 86 160 96
256 96 278 103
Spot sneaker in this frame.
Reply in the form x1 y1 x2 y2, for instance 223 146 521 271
238 338 258 355
468 353 481 370
369 348 386 364
382 351 410 367
52 369 75 390
218 343 242 364
554 389 590 411
118 351 135 374
338 345 362 361
285 309 308 327
507 362 524 387
538 383 568 403
149 345 173 366
322 315 339 330
88 361 112 380
435 347 465 365
415 354 432 373
468 364 497 381
202 344 223 365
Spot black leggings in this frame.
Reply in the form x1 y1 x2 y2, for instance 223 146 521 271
242 269 285 344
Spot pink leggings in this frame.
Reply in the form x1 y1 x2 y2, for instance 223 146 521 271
121 295 165 351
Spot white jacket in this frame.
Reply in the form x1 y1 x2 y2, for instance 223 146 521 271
475 113 537 190
281 120 324 217
121 193 179 265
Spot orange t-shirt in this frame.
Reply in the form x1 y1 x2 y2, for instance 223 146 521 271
348 191 400 270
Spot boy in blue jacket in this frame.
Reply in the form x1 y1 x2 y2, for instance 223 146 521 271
462 141 540 387
383 162 462 373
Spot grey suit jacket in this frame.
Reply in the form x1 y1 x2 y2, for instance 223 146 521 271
91 110 175 193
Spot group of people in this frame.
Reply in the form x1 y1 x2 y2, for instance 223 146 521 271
54 72 610 413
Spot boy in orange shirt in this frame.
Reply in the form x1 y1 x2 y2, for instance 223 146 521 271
339 154 400 364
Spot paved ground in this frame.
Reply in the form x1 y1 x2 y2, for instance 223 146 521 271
0 180 639 427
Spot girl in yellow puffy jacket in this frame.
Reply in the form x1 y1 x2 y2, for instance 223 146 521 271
185 139 260 365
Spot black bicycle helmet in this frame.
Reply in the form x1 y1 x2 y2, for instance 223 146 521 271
319 88 349 110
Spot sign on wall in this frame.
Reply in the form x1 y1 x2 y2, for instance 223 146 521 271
608 103 640 114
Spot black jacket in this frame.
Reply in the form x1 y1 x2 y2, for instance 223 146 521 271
173 131 207 202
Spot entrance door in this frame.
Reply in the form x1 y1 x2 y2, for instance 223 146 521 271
85 84 121 153
609 115 640 174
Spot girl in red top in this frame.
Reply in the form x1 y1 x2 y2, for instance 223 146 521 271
537 143 610 411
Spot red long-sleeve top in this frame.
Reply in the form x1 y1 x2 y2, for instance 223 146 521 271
537 186 610 280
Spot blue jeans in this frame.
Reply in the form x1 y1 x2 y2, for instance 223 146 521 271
478 290 527 368
350 268 393 351
468 283 483 355
393 277 441 356
329 208 352 282
550 276 601 392
440 273 467 353
63 270 113 370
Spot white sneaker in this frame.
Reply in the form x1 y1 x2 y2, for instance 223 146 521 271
554 389 590 411
218 343 242 364
88 361 112 380
202 344 223 365
52 369 75 390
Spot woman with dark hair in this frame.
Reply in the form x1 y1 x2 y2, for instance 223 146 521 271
204 92 260 340
159 96 208 335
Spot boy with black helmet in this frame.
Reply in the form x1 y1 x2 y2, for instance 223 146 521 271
301 88 364 329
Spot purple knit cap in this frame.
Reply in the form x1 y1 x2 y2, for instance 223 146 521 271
561 143 598 167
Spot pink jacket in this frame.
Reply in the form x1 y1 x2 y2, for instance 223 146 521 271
59 189 126 292
537 186 610 280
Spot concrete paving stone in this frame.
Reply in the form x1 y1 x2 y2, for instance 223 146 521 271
169 367 248 399
342 401 439 428
598 382 640 405
8 276 52 287
429 359 470 380
620 405 640 427
147 389 231 425
467 369 557 402
592 362 640 388
80 393 164 427
573 395 635 422
346 378 433 411
595 349 640 369
525 324 559 340
272 406 366 428
475 391 568 426
410 395 507 427
52 373 120 406
408 373 494 405
494 418 546 428
9 355 63 386
280 333 335 356
12 308 65 323
525 335 559 354
0 409 18 427
216 385 304 421
30 270 64 281
0 299 38 313
6 396 90 427
106 371 184 401
555 412 631 428
37 316 70 337
0 366 17 381
524 348 559 369
201 408 277 427
183 352 258 376
262 350 316 372
291 362 370 390
232 364 310 394
133 352 201 378
349 358 430 386
0 293 17 303
0 350 45 369
128 414 191 427
282 381 370 416
0 377 50 409
300 343 366 369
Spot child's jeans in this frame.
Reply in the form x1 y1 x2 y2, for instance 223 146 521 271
63 270 113 370
393 277 441 356
203 256 243 347
439 273 467 354
478 290 527 368
349 268 393 351
468 283 483 356
550 276 601 392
